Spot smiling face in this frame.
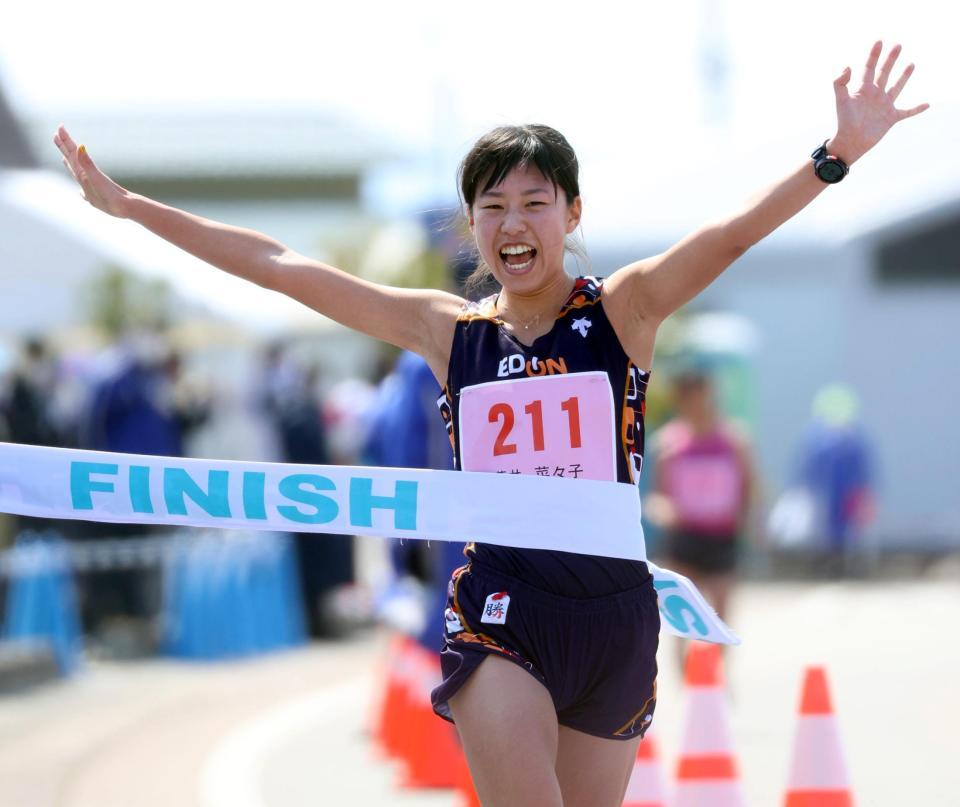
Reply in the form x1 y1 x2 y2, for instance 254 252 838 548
467 163 582 294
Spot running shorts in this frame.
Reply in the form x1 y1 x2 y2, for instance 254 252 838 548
431 558 660 741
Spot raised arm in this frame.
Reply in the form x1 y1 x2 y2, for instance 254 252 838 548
52 126 462 379
605 41 929 326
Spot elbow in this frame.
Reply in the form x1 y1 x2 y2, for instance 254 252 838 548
265 249 294 292
721 227 756 263
720 223 752 261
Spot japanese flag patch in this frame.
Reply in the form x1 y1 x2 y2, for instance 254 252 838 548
481 591 511 624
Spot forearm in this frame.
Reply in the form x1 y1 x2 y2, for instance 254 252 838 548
121 193 285 289
724 135 860 252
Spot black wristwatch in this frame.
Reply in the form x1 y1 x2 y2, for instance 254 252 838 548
811 140 849 184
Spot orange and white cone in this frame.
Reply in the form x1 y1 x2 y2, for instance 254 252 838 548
397 643 466 789
369 632 404 757
622 731 666 807
673 643 745 807
371 633 416 760
784 666 854 807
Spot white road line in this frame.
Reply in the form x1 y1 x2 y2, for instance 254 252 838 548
197 673 373 807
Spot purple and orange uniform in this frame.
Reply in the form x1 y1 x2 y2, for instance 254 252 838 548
430 276 659 741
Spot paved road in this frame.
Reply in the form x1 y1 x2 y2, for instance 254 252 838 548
1 580 959 806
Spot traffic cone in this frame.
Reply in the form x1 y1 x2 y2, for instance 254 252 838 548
622 731 666 807
673 643 745 807
397 643 465 788
783 666 854 806
370 632 410 758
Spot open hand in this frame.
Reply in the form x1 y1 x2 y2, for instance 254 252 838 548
830 41 929 163
52 125 130 218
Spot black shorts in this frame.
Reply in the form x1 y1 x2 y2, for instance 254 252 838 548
430 559 660 741
662 529 739 574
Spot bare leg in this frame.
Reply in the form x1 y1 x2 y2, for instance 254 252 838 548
555 724 643 807
448 654 563 807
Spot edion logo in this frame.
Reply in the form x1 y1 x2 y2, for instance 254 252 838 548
497 354 568 378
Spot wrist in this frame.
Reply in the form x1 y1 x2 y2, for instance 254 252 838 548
824 135 864 165
117 191 144 220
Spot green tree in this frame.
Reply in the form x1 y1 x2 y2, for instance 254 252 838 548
85 264 172 337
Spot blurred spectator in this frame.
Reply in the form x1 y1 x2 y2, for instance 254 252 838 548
257 342 354 638
647 365 755 631
364 349 460 652
75 330 209 652
83 330 198 457
794 384 875 577
364 350 455 584
2 337 61 448
323 373 379 466
1 337 67 536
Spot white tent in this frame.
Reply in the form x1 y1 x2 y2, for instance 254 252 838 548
0 169 335 339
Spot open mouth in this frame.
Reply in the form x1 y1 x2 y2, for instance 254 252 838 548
499 245 537 272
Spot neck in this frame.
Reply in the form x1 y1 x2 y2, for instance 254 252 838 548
687 411 717 435
496 273 575 325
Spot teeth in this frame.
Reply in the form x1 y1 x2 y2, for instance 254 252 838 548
500 244 535 255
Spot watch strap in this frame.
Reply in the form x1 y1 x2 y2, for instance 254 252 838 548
812 139 849 183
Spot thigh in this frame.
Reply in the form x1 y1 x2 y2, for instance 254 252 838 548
448 653 563 807
555 724 643 807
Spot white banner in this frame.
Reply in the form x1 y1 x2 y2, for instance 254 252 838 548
0 442 739 644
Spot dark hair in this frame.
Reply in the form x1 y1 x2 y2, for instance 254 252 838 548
457 124 587 295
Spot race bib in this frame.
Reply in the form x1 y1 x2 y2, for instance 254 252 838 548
459 372 617 481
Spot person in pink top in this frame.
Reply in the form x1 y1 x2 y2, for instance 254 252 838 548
647 367 755 624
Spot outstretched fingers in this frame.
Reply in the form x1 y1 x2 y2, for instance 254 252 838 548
53 125 97 203
875 43 902 91
53 124 79 158
53 125 84 180
860 40 882 86
61 156 80 184
897 102 930 121
889 61 929 119
833 66 852 102
888 62 915 101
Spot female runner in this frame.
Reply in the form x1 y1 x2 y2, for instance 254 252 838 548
53 41 925 807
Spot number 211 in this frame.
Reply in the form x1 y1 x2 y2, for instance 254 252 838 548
488 397 581 456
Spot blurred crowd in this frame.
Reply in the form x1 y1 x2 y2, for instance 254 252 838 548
0 326 878 660
0 329 382 651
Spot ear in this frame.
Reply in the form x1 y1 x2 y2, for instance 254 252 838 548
566 196 583 234
465 203 475 233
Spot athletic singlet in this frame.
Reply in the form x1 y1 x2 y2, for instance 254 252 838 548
436 276 652 598
656 419 748 536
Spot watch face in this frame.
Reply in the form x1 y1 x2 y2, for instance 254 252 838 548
818 160 845 183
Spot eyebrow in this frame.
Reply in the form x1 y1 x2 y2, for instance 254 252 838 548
479 187 552 198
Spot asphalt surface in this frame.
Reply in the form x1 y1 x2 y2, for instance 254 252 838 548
1 578 959 807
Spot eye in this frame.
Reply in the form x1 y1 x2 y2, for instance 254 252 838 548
527 201 545 207
481 204 502 210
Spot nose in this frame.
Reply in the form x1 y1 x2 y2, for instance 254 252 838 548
501 207 527 234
